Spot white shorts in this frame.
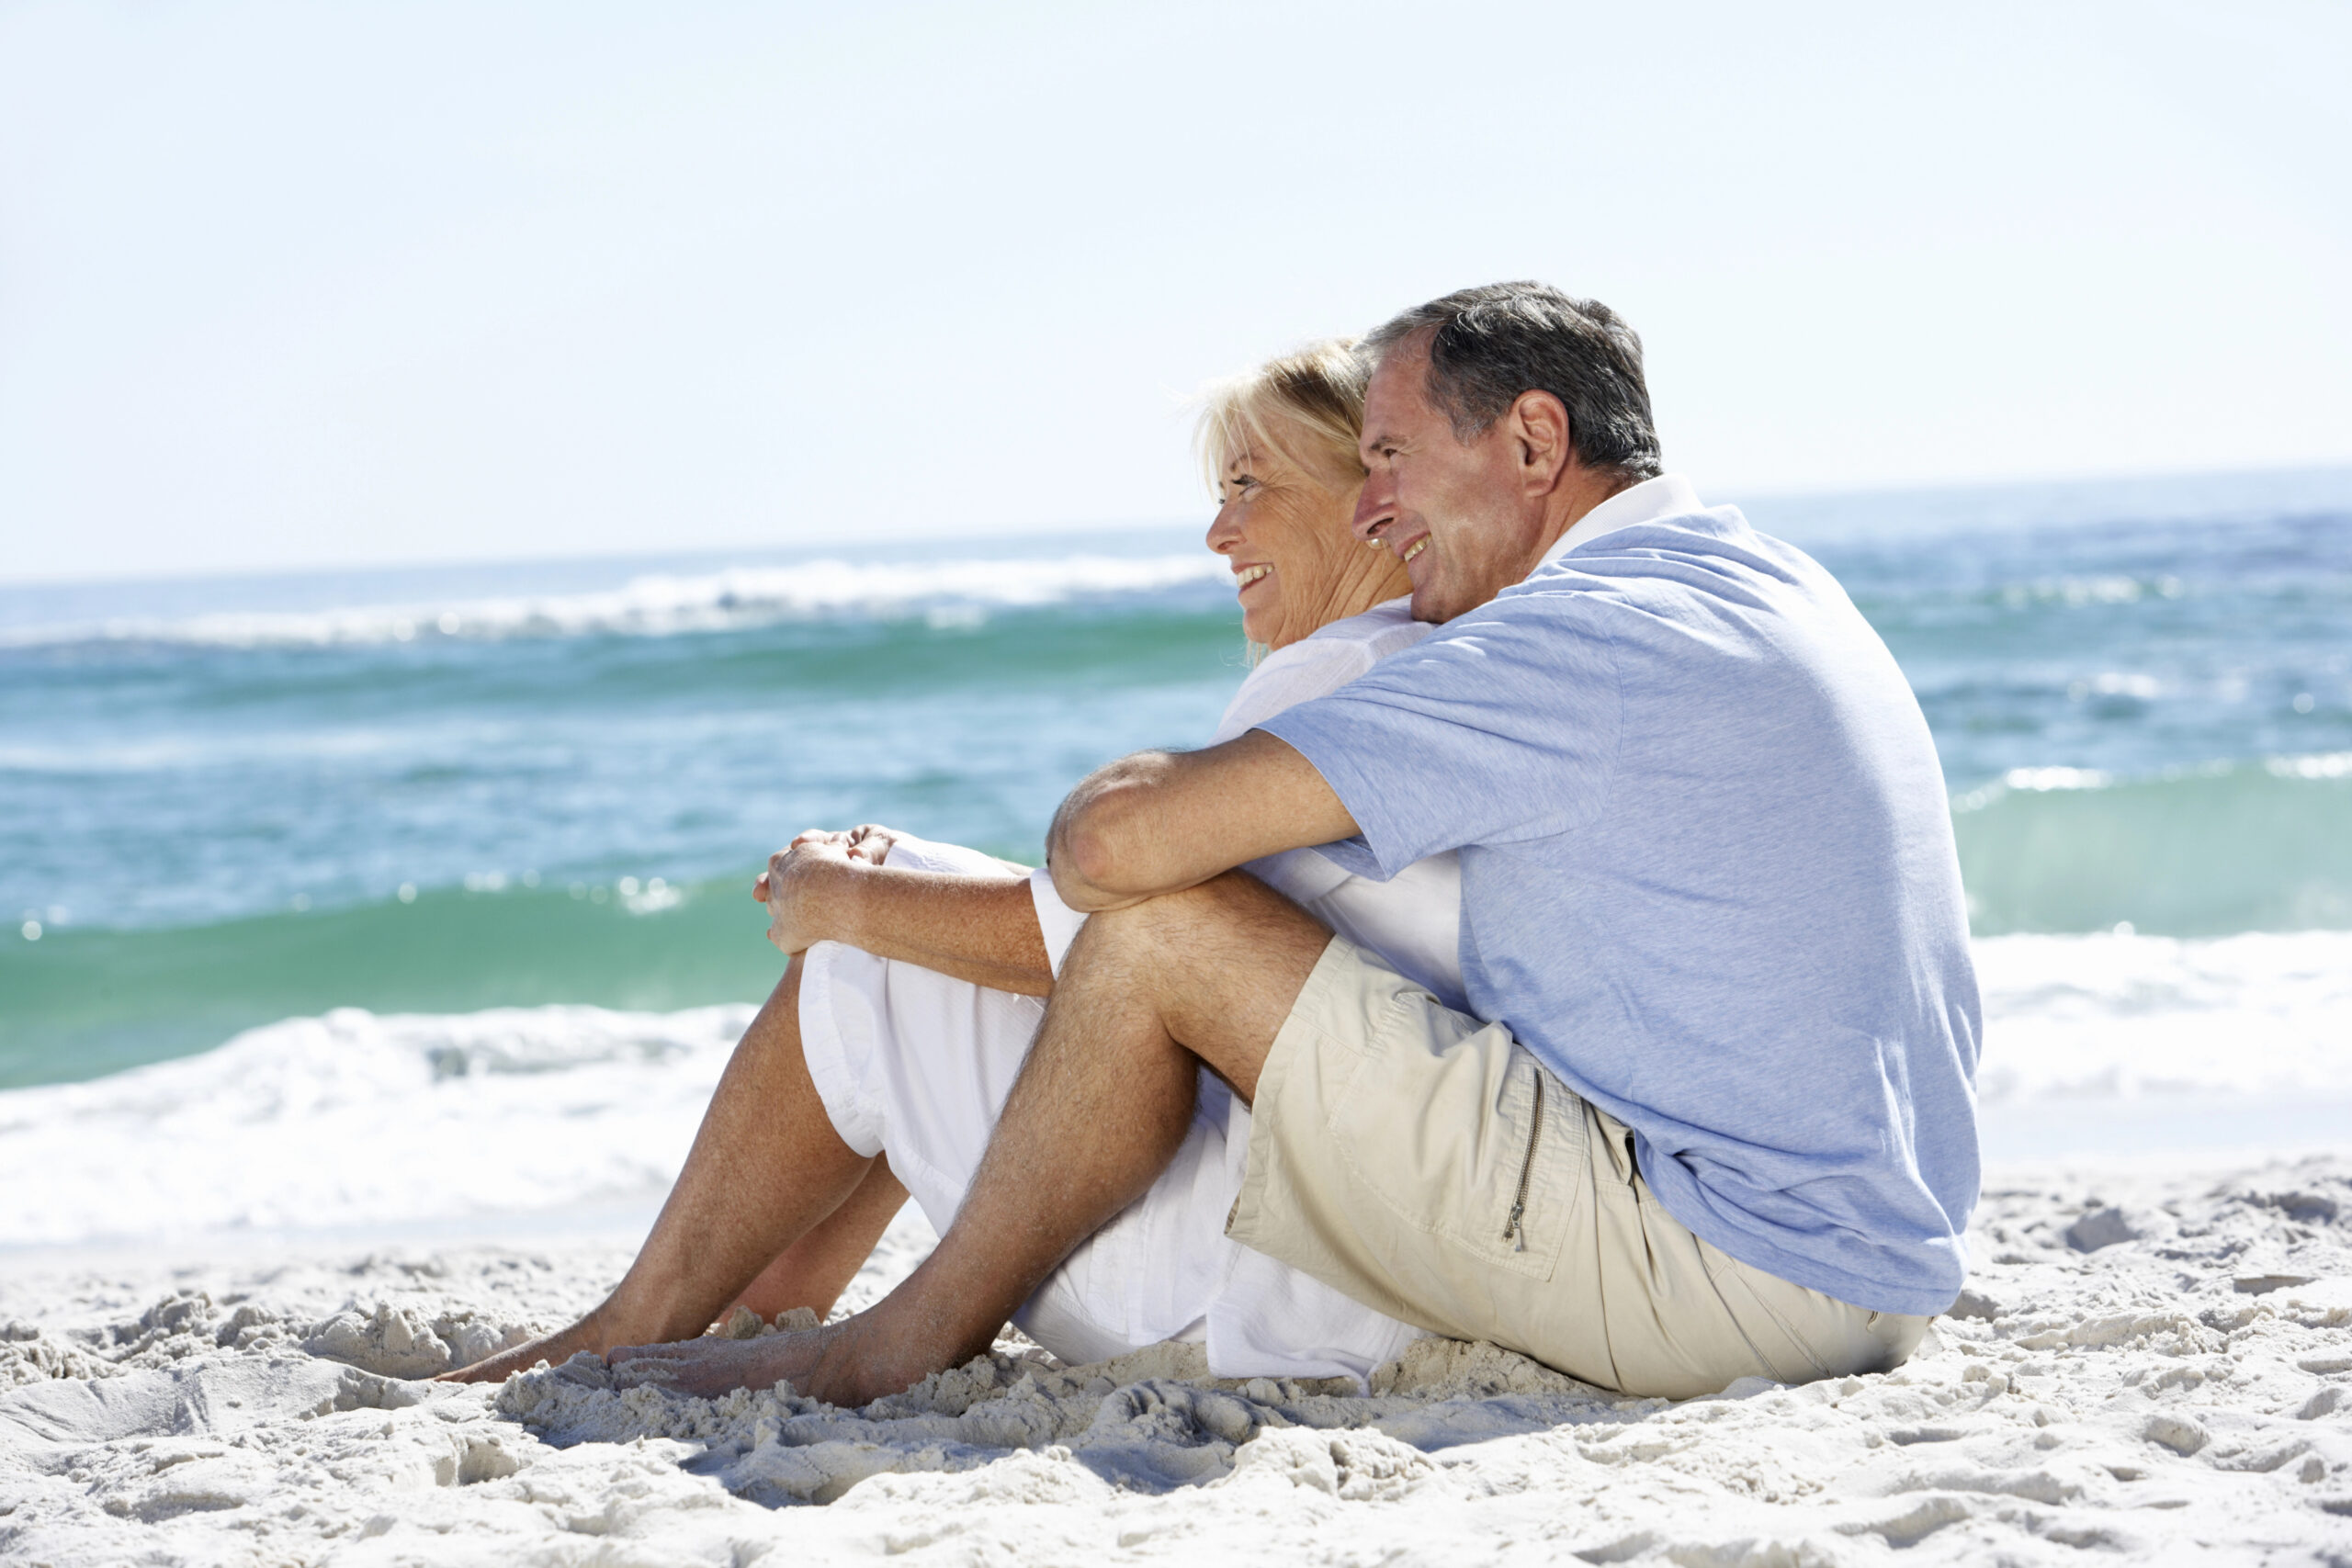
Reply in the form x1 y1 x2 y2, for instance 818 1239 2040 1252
796 837 1422 1383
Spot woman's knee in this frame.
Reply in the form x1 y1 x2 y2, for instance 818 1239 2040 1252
726 953 807 1071
763 953 806 1032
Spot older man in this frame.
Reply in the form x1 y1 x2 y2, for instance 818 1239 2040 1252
616 281 1981 1404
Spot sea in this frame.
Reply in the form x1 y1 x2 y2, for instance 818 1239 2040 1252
4 468 2349 1248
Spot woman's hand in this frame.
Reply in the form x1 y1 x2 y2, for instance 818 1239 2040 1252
753 832 875 955
754 823 901 893
752 823 902 904
749 826 1056 996
839 823 902 866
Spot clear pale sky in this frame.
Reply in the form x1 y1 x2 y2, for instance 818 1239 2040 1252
2 0 2346 583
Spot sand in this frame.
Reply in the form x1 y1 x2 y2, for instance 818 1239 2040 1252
4 1158 2350 1565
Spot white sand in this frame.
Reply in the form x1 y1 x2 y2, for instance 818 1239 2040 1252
5 1159 2351 1566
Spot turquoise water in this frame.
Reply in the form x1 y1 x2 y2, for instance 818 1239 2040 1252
4 475 2349 1092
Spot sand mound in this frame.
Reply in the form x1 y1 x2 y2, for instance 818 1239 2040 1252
4 1164 2350 1564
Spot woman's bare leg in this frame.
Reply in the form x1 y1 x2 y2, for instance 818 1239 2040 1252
729 1156 909 1322
441 956 874 1382
606 872 1325 1405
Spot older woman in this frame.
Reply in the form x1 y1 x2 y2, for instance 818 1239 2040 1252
449 341 1464 1387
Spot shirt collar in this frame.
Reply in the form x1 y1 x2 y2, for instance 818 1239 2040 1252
1540 472 1703 567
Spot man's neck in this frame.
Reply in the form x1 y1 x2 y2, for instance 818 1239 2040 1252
1523 466 1636 577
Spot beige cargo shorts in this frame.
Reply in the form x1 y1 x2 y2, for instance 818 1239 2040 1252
1226 936 1929 1400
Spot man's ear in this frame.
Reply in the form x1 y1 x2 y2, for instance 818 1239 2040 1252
1509 390 1575 498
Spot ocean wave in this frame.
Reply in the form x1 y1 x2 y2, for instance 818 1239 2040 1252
1951 765 2116 806
1945 754 2352 810
1994 573 2188 609
1953 752 2352 935
1972 929 2352 1102
4 931 2350 1247
0 554 1229 650
0 876 787 1092
2268 750 2352 781
0 1004 752 1247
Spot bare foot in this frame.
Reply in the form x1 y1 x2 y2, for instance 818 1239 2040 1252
436 1311 610 1384
608 1325 833 1400
608 1312 941 1407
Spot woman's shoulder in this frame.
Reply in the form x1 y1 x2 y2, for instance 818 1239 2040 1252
1265 598 1430 680
1261 597 1420 691
1210 599 1432 743
1299 596 1430 659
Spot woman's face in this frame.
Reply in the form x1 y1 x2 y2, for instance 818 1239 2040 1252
1206 436 1390 649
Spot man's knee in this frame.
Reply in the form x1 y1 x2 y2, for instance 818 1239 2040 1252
1089 870 1320 954
1078 874 1330 1052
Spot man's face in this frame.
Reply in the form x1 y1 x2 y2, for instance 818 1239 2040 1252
1352 338 1550 624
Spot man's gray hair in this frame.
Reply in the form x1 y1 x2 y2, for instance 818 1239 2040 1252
1364 281 1663 481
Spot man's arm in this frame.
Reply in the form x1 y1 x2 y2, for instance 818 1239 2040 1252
1046 729 1358 912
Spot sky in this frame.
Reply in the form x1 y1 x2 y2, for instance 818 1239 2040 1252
2 0 2347 583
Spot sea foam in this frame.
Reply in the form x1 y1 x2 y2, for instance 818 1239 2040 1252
1971 929 2352 1101
0 1005 750 1247
0 553 1227 650
4 932 2350 1248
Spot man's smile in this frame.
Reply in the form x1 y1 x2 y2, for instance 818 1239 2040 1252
1235 563 1272 590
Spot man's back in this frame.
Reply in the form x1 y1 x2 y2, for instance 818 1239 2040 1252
1259 488 1981 1316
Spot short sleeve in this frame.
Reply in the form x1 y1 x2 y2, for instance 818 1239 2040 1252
1254 599 1622 878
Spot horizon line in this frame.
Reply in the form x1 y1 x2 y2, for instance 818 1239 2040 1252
5 457 2348 595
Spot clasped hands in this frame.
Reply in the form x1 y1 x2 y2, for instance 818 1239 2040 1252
753 823 900 955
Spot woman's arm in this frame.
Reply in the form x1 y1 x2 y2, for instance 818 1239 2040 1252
757 836 1055 996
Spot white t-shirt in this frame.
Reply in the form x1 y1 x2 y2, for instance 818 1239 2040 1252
1028 599 1465 1007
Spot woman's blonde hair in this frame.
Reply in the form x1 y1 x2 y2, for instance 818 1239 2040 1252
1194 337 1369 495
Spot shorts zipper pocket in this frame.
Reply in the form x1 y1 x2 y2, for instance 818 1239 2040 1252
1500 1073 1545 1252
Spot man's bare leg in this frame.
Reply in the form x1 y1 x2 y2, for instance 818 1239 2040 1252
607 872 1329 1404
442 956 874 1382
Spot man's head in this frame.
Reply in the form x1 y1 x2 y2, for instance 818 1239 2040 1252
1354 282 1662 622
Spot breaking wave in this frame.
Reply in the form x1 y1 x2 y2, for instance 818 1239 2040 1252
0 553 1229 650
5 931 2351 1246
1953 753 2352 935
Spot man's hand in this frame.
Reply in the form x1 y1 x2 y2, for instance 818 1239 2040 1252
753 830 879 955
1046 729 1359 911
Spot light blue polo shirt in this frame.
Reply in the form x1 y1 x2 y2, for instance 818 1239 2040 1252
1256 475 1980 1316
